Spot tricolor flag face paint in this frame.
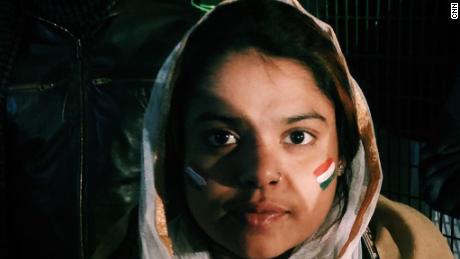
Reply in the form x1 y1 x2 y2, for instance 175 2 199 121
313 159 336 190
184 166 207 190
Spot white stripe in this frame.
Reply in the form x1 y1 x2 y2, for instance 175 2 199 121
185 166 207 187
316 161 336 183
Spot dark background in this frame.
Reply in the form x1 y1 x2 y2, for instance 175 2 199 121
298 0 460 255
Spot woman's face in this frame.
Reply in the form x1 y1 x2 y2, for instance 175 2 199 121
183 49 339 258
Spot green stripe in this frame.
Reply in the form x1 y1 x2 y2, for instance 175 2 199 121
319 171 336 190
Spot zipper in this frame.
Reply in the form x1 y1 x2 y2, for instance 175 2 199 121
91 77 154 86
77 38 86 259
33 16 86 259
92 78 112 86
362 228 380 259
6 77 154 92
6 83 56 92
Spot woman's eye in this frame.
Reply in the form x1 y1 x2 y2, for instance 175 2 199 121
283 130 314 145
206 130 238 147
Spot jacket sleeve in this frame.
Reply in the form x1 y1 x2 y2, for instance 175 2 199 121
369 196 453 259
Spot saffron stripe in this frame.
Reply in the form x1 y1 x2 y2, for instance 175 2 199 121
313 158 334 177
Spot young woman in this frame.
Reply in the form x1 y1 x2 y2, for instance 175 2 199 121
139 0 453 258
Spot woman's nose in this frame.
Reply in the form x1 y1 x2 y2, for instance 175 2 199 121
238 141 282 189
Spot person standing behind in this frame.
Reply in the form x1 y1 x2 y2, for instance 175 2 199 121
2 0 199 258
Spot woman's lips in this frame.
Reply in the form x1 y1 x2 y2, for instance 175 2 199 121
228 202 289 229
243 211 287 227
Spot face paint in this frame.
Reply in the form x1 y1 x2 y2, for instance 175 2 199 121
184 166 207 190
313 159 336 190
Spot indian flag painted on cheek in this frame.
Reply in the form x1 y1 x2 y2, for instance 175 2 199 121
313 159 336 190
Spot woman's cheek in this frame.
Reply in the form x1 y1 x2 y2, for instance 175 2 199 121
186 177 236 218
289 163 337 214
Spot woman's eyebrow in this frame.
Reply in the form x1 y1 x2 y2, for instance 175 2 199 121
285 112 327 125
193 112 243 127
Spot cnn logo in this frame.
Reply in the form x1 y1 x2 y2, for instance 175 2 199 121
452 3 459 19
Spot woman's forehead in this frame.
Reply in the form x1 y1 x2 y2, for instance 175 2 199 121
186 50 335 127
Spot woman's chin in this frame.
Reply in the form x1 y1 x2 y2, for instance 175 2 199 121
235 248 289 259
226 239 292 259
214 220 302 259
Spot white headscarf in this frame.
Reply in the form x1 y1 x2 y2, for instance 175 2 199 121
139 1 383 258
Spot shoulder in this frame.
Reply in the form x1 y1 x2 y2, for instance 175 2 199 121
369 195 453 259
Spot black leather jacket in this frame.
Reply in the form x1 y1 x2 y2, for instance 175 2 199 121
5 1 198 258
